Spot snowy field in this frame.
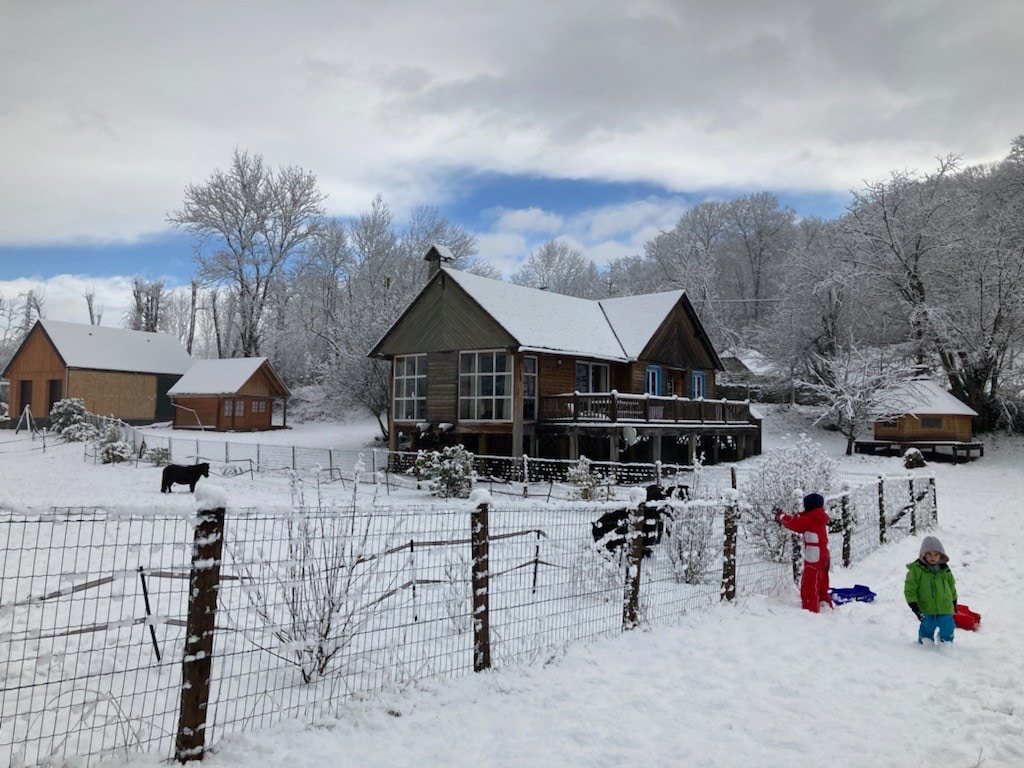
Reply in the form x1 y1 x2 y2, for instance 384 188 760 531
2 406 1022 768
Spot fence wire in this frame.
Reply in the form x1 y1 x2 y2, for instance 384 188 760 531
1 472 937 767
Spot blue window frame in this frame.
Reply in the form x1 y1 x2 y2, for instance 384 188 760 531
691 371 706 399
645 366 662 396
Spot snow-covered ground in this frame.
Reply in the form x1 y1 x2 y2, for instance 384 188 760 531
3 406 1022 767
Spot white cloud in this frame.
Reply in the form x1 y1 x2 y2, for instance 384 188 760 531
0 276 136 325
2 1 1022 250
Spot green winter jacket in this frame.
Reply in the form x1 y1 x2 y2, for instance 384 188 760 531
904 560 958 615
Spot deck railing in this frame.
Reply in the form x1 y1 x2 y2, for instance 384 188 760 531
538 392 752 425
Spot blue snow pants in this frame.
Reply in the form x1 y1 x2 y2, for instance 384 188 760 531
918 614 955 643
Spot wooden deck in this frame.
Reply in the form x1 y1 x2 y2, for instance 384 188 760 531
854 439 984 462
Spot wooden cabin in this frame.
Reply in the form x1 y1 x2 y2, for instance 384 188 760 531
368 247 760 464
167 357 290 431
857 379 982 460
2 319 193 426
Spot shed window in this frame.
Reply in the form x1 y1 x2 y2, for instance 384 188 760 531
224 399 233 417
459 351 512 421
921 416 942 429
394 354 426 421
252 400 267 414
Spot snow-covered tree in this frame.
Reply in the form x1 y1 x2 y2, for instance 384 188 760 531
168 149 327 356
511 240 600 298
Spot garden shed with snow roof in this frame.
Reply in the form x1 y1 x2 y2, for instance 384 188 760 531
856 378 983 461
167 357 290 431
369 246 760 464
2 319 193 426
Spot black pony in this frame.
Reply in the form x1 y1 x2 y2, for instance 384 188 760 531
161 462 210 493
590 484 687 557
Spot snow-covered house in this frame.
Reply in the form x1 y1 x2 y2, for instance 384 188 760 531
2 319 193 425
167 357 290 431
369 247 760 464
859 379 982 460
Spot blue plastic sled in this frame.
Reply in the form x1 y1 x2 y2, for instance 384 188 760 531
829 584 876 605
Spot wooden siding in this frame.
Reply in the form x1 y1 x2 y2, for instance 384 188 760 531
4 325 65 418
874 413 973 442
69 370 159 421
171 396 273 431
172 396 220 429
641 303 719 370
373 273 517 356
426 352 459 424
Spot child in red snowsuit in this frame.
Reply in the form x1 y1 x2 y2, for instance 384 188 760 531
775 493 834 613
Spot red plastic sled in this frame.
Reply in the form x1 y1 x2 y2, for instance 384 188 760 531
954 604 982 631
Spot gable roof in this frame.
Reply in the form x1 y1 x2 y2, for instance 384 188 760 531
372 267 722 367
874 379 978 418
6 319 193 376
167 357 290 397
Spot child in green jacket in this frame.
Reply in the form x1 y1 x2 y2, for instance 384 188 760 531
904 535 958 644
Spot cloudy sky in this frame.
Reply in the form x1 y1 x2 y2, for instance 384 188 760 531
1 0 1022 324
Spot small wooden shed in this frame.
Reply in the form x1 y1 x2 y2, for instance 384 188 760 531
2 319 193 425
872 379 978 443
167 357 290 431
855 378 982 461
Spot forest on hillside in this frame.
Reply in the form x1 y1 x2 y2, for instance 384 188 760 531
3 137 1024 435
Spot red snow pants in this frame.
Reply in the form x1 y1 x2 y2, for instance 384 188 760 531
800 554 833 613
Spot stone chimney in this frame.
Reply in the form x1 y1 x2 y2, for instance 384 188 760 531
424 243 455 279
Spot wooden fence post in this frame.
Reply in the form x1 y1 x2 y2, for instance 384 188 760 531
929 476 938 525
622 507 644 628
471 502 491 672
720 499 738 602
174 505 226 763
909 477 917 534
840 493 853 567
877 475 886 545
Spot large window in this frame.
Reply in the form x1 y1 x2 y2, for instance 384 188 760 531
394 354 427 421
460 351 511 421
575 361 609 393
523 355 537 420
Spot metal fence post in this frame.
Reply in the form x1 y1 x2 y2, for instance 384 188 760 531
471 502 491 672
174 505 226 763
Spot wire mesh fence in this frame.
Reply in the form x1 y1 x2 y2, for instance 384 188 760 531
1 470 936 767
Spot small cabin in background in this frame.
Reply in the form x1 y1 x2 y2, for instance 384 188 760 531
856 379 982 461
2 319 193 426
168 357 290 431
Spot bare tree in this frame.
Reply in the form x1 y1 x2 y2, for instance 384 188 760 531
168 149 326 356
84 288 102 326
511 240 600 298
124 277 168 332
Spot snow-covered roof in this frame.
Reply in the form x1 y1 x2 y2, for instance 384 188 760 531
875 379 978 417
444 269 685 362
39 319 192 375
168 357 286 396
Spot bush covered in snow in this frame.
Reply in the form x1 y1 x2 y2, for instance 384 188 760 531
99 424 134 464
49 398 89 436
414 444 475 499
741 433 838 563
566 456 608 500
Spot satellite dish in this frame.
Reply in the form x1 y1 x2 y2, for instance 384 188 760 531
622 425 639 447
